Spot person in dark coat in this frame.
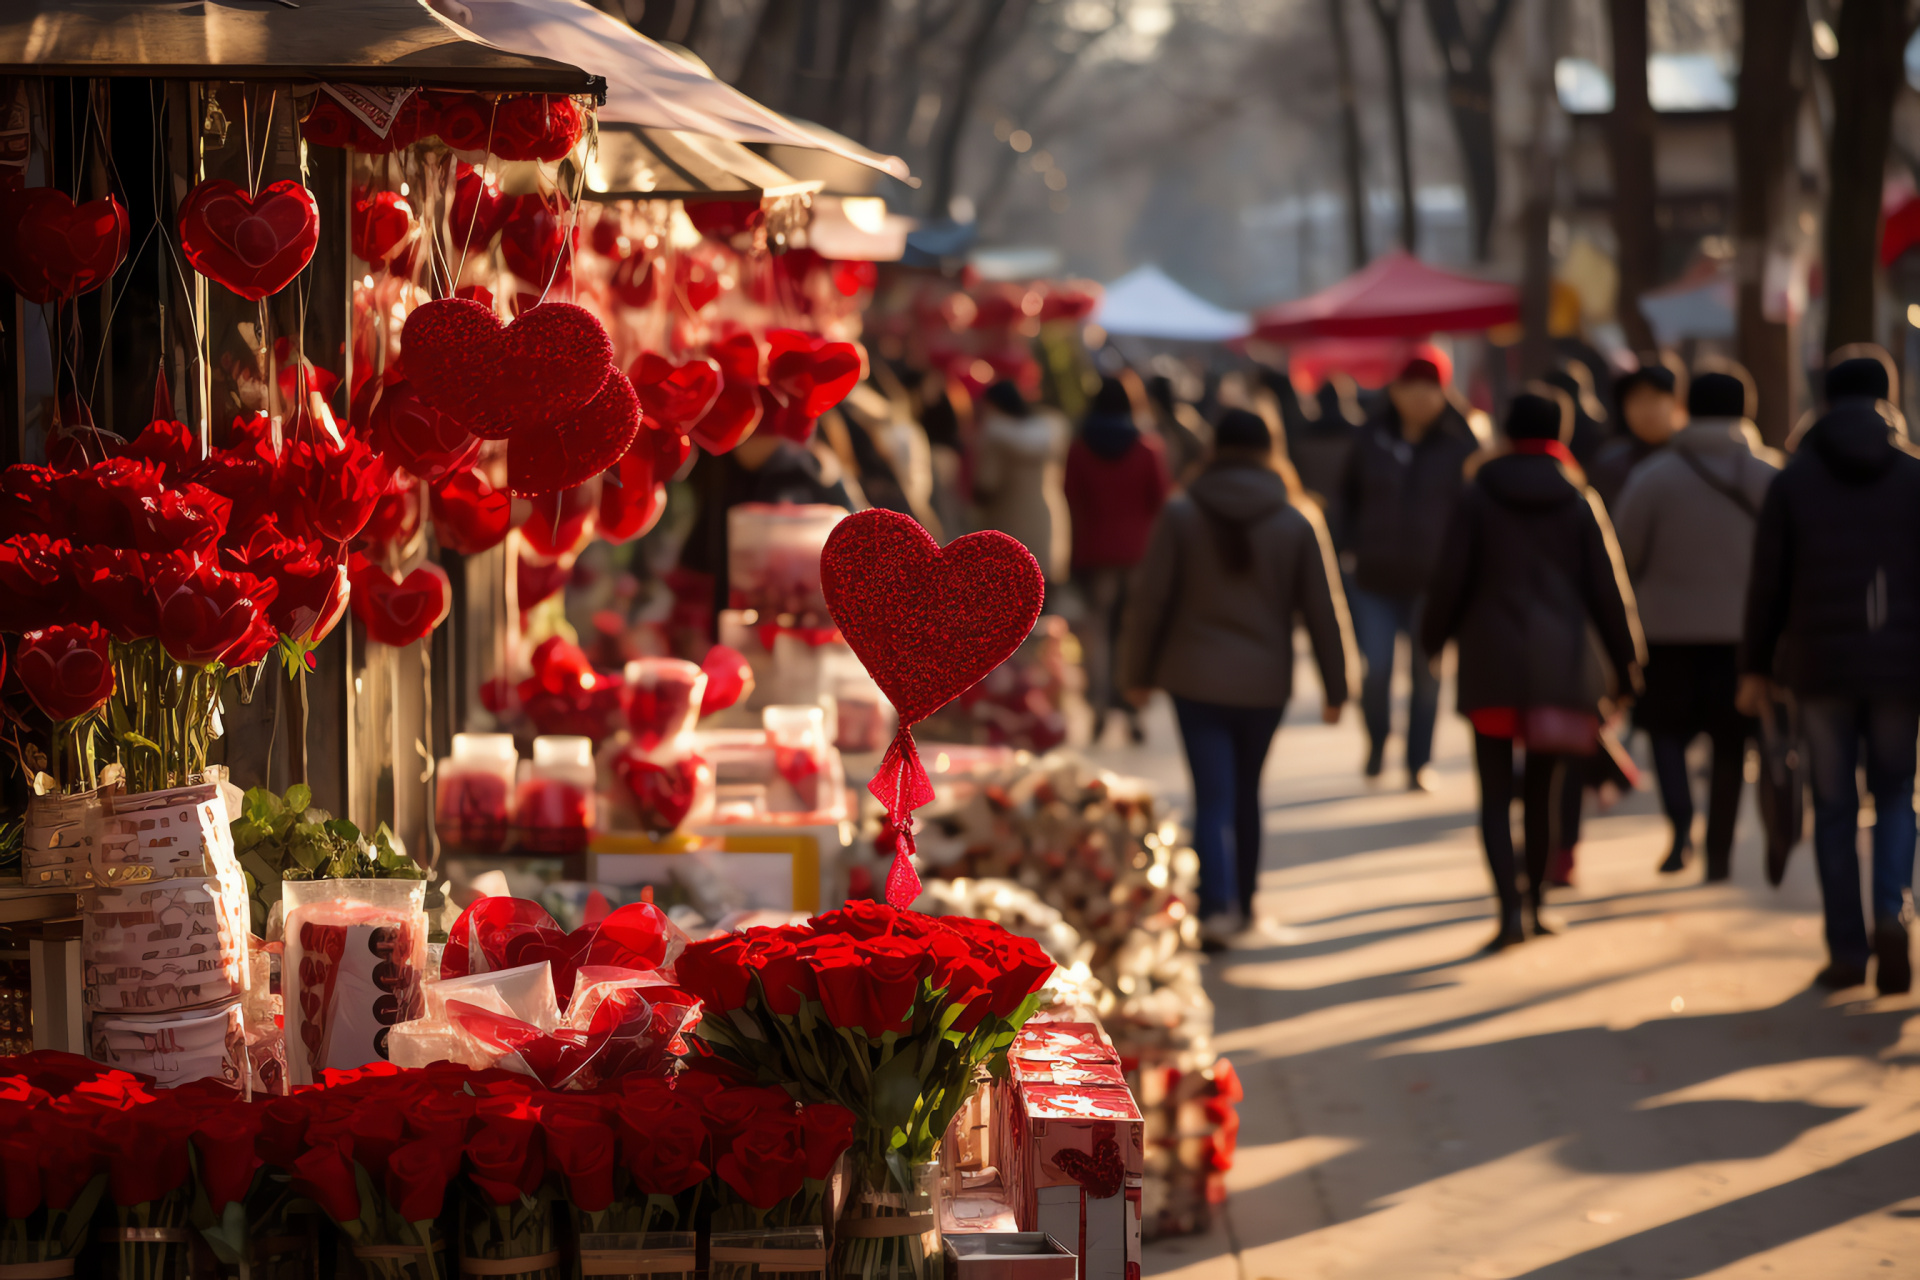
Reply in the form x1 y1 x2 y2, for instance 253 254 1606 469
1285 375 1365 553
1740 354 1920 995
1066 376 1171 742
1543 363 1609 468
1118 409 1351 947
1342 357 1480 789
1588 361 1685 510
1422 389 1645 949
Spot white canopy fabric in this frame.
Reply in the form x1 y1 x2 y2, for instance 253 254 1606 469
435 0 912 184
1094 265 1250 341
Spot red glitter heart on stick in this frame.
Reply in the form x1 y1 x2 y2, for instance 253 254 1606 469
820 509 1044 904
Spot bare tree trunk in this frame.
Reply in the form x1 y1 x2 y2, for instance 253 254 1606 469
1518 0 1559 379
735 0 811 113
832 0 887 139
1606 0 1659 352
1366 0 1419 252
1423 0 1518 262
1823 0 1915 353
1732 0 1807 445
1329 0 1371 268
929 0 1016 220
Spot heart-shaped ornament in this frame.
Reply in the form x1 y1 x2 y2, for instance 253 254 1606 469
430 466 515 555
516 554 570 608
351 189 414 265
598 447 667 544
507 366 642 497
768 329 863 420
368 378 481 482
821 508 1045 904
402 298 612 441
450 165 508 251
1050 1136 1124 1200
348 556 452 647
500 193 574 287
522 482 599 557
688 333 765 454
177 179 319 301
0 189 129 303
628 353 721 431
401 299 610 441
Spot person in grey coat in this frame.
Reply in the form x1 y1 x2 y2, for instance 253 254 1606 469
1613 368 1779 880
1118 410 1353 946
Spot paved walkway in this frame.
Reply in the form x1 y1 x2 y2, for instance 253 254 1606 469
1088 685 1920 1280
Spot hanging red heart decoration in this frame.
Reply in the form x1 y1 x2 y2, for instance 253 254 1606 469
177 179 319 301
516 554 570 609
610 253 657 308
351 189 414 265
500 192 574 288
0 189 129 303
628 353 721 431
688 332 764 454
598 441 667 543
348 555 452 647
522 482 599 558
430 466 515 555
368 379 482 483
676 249 725 314
820 509 1045 904
507 367 642 497
450 165 508 252
763 329 864 442
401 298 612 441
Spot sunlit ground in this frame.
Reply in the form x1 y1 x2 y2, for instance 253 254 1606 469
1088 653 1920 1280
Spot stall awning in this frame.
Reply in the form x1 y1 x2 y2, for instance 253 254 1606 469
439 0 912 184
1252 249 1519 341
585 125 819 200
0 0 598 93
1094 265 1250 342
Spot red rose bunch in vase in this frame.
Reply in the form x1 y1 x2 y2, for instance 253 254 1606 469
672 902 1053 1280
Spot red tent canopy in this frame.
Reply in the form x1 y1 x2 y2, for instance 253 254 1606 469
1252 249 1520 341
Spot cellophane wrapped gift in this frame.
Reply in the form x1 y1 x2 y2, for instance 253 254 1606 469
82 783 251 1020
282 878 427 1085
22 783 116 886
88 997 247 1093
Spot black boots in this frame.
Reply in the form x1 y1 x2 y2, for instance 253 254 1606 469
1875 917 1912 996
1484 906 1526 953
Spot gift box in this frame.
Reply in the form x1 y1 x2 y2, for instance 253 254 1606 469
88 996 248 1093
1005 1082 1143 1280
83 874 250 1011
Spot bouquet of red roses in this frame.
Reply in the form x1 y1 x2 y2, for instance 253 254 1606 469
672 901 1053 1280
0 414 371 792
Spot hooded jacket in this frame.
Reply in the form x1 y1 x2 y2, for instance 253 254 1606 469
1342 402 1479 596
1741 404 1920 697
1421 452 1644 714
1117 460 1351 709
1065 413 1171 571
1613 417 1779 643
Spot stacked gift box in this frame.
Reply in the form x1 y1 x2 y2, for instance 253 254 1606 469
81 781 252 1090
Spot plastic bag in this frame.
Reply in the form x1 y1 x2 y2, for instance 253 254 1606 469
441 896 689 1003
282 879 427 1085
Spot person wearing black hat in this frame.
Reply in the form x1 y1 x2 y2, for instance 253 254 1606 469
1423 387 1644 949
1119 409 1352 948
1589 361 1686 510
1341 357 1481 790
1613 365 1778 880
1741 347 1920 994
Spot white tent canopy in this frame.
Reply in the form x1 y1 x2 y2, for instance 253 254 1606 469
1094 264 1250 341
435 0 912 183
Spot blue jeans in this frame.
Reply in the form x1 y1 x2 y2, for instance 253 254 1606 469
1173 697 1286 919
1799 697 1919 967
1347 584 1438 773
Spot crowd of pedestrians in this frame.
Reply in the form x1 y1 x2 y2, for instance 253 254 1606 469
1086 342 1919 995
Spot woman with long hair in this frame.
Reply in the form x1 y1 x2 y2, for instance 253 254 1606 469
1118 409 1353 947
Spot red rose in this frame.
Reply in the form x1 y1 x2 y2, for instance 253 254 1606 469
107 1102 193 1207
59 456 161 546
428 92 492 153
615 1104 708 1195
403 1089 475 1173
465 1120 544 1206
347 1105 407 1174
811 900 908 940
16 624 114 721
806 934 928 1036
449 164 508 251
33 1112 105 1211
70 545 155 642
294 431 387 544
154 559 275 666
384 1137 451 1224
291 1140 364 1224
543 1112 615 1212
256 1096 310 1168
751 937 818 1016
131 482 230 554
700 1085 795 1140
430 466 513 555
0 465 58 538
0 534 74 632
119 419 200 475
798 1104 855 1181
936 917 1055 1018
672 933 755 1011
358 467 423 550
490 95 584 163
192 1107 263 1212
268 546 350 646
716 1114 807 1211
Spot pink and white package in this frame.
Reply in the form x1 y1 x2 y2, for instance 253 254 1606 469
282 878 427 1086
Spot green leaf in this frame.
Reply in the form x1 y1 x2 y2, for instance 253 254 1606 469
285 783 312 814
